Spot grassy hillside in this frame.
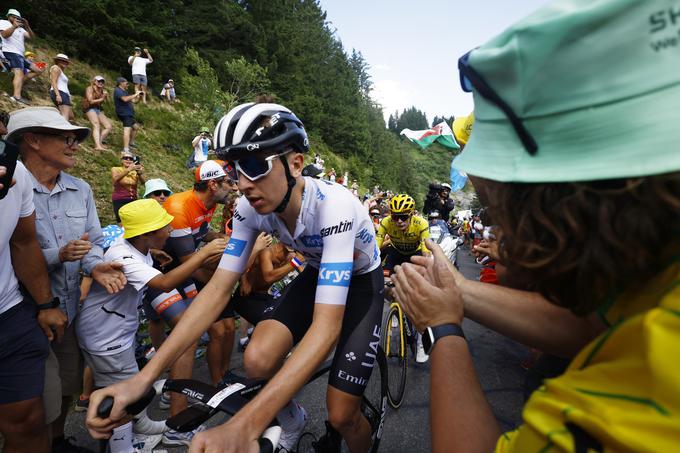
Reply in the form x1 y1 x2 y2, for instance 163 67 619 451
1 44 458 225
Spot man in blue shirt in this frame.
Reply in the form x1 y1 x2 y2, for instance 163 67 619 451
6 107 127 453
113 77 142 153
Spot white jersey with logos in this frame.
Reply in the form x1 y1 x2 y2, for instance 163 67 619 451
76 237 160 355
218 177 381 305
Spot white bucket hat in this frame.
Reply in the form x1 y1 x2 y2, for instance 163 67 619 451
5 107 90 143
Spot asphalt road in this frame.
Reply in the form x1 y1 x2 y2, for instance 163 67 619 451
65 248 530 452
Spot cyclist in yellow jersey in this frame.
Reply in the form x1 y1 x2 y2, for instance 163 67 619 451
376 194 429 275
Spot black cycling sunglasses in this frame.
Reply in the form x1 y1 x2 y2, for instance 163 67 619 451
458 50 538 155
391 214 410 222
150 190 171 197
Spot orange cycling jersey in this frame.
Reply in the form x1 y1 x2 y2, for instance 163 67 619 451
163 190 215 247
376 215 429 255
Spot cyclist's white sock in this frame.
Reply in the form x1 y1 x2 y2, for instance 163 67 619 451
109 421 133 453
133 407 168 435
277 400 305 430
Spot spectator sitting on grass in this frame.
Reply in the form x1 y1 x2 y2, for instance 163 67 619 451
0 8 42 104
48 54 72 121
160 79 175 103
83 75 112 151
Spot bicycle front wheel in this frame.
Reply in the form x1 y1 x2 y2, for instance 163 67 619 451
382 306 407 409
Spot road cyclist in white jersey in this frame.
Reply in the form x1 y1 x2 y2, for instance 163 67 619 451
87 102 385 452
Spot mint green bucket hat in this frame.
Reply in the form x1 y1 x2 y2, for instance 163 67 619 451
453 0 680 182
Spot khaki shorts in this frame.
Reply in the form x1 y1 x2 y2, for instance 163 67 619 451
43 323 84 424
83 346 138 388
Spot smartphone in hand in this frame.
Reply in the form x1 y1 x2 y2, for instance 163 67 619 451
0 139 19 200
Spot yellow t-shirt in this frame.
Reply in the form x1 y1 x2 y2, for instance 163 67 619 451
496 258 680 452
376 215 429 255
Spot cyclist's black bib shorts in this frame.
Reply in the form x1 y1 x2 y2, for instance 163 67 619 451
270 265 384 396
383 246 422 274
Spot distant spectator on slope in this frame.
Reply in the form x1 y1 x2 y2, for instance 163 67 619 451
83 75 112 151
160 79 175 103
127 47 152 104
23 50 46 74
189 126 212 169
111 150 146 222
0 8 42 104
48 54 72 120
113 77 142 152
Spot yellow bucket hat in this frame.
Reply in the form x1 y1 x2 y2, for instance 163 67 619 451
119 199 174 239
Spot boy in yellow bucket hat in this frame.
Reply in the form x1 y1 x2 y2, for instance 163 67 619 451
75 199 226 452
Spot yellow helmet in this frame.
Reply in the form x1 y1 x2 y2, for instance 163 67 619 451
389 194 415 214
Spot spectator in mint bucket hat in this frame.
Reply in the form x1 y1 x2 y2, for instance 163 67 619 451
391 1 680 452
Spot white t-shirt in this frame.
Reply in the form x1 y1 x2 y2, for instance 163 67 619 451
0 19 27 55
76 237 160 355
127 56 151 76
0 162 35 314
193 137 212 163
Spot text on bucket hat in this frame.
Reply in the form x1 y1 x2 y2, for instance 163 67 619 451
195 160 227 182
5 107 91 144
143 179 173 198
6 8 21 18
452 0 680 183
120 199 174 239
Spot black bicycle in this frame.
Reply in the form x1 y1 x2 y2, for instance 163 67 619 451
97 347 389 452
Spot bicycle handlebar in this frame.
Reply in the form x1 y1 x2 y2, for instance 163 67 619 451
94 377 282 452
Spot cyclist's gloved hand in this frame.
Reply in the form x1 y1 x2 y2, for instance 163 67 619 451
391 238 463 332
86 376 149 439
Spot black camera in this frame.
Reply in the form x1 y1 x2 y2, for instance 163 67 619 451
133 155 141 165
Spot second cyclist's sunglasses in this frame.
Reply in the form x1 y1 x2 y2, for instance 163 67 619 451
391 213 411 222
458 50 537 155
224 150 291 182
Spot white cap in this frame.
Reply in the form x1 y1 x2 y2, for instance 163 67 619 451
6 9 21 18
54 53 70 63
195 160 227 182
6 107 90 143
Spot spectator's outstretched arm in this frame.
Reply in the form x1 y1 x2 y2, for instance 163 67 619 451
409 241 605 358
22 18 35 39
144 48 153 63
392 239 500 453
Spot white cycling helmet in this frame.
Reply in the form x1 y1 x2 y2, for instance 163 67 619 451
214 103 310 161
213 102 310 213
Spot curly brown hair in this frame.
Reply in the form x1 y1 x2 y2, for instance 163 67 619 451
479 172 680 315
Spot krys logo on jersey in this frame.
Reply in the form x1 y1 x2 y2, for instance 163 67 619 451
318 262 353 286
224 238 248 257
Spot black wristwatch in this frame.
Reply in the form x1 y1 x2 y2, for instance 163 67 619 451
422 323 465 355
36 297 60 311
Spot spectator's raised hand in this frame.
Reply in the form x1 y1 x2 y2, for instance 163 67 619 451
91 262 127 294
473 238 501 263
199 237 228 265
59 233 93 262
392 239 463 332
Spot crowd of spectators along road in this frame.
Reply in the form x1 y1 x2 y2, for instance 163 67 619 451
1 1 679 453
